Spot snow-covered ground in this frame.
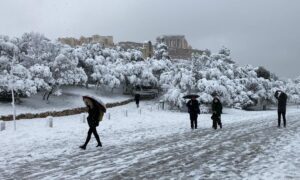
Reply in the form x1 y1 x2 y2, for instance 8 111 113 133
0 86 131 116
1 101 300 179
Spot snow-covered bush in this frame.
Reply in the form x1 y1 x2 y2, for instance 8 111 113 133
160 47 299 109
154 43 169 60
256 66 271 80
52 54 87 86
29 64 53 91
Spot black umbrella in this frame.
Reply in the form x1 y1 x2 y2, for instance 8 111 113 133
83 95 107 112
183 94 199 99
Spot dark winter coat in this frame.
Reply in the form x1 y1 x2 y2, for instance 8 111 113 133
135 94 140 103
87 105 100 128
187 99 200 114
274 91 287 112
211 99 223 120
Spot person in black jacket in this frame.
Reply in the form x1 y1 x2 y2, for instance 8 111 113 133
211 97 223 129
186 97 200 129
80 97 102 150
135 93 141 108
274 90 288 128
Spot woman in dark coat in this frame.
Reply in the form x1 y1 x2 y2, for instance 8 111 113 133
80 97 102 150
211 97 223 129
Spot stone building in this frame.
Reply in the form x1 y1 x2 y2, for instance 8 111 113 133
167 48 203 59
57 37 79 47
156 35 202 59
118 41 153 59
141 41 153 59
156 35 191 49
58 35 114 47
118 41 144 50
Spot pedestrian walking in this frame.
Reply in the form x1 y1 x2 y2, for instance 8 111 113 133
80 96 106 150
185 95 200 129
211 97 223 130
274 90 288 128
135 93 141 108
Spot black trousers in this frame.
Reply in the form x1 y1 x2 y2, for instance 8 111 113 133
189 113 198 129
136 100 139 108
84 127 101 146
212 117 222 129
278 111 286 127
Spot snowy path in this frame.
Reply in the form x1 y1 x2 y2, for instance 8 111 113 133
1 106 300 179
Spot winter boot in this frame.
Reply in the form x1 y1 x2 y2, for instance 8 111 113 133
96 142 102 147
79 145 86 150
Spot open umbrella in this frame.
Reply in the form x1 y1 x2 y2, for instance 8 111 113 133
183 94 199 99
83 95 106 112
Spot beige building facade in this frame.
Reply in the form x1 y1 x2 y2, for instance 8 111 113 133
156 35 201 59
118 41 153 59
156 35 191 49
58 35 114 47
141 41 153 59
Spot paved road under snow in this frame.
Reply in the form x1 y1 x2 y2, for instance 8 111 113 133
2 110 300 179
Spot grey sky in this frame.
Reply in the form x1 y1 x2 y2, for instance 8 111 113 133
1 0 300 78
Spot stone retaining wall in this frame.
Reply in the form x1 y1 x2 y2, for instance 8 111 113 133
0 99 134 121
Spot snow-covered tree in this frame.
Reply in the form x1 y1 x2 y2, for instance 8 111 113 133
256 66 271 80
0 37 37 98
91 62 124 92
154 43 169 60
43 53 87 100
124 61 158 88
2 33 300 110
29 64 53 91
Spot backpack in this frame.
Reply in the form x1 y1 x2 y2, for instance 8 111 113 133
98 111 104 123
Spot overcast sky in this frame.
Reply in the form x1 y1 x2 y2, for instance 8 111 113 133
1 0 299 78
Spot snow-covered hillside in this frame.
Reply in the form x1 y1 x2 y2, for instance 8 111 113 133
1 33 300 111
1 101 300 179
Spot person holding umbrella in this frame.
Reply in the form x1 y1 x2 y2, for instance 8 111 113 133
80 96 106 150
211 97 223 130
274 90 288 128
184 94 200 129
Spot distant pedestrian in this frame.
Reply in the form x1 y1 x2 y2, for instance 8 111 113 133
211 97 223 130
80 96 105 150
274 90 288 128
186 97 200 129
135 93 141 108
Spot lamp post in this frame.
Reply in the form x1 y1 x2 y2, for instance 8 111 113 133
10 54 16 131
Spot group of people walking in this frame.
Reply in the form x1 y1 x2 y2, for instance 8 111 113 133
79 90 288 150
186 96 223 130
186 90 288 130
